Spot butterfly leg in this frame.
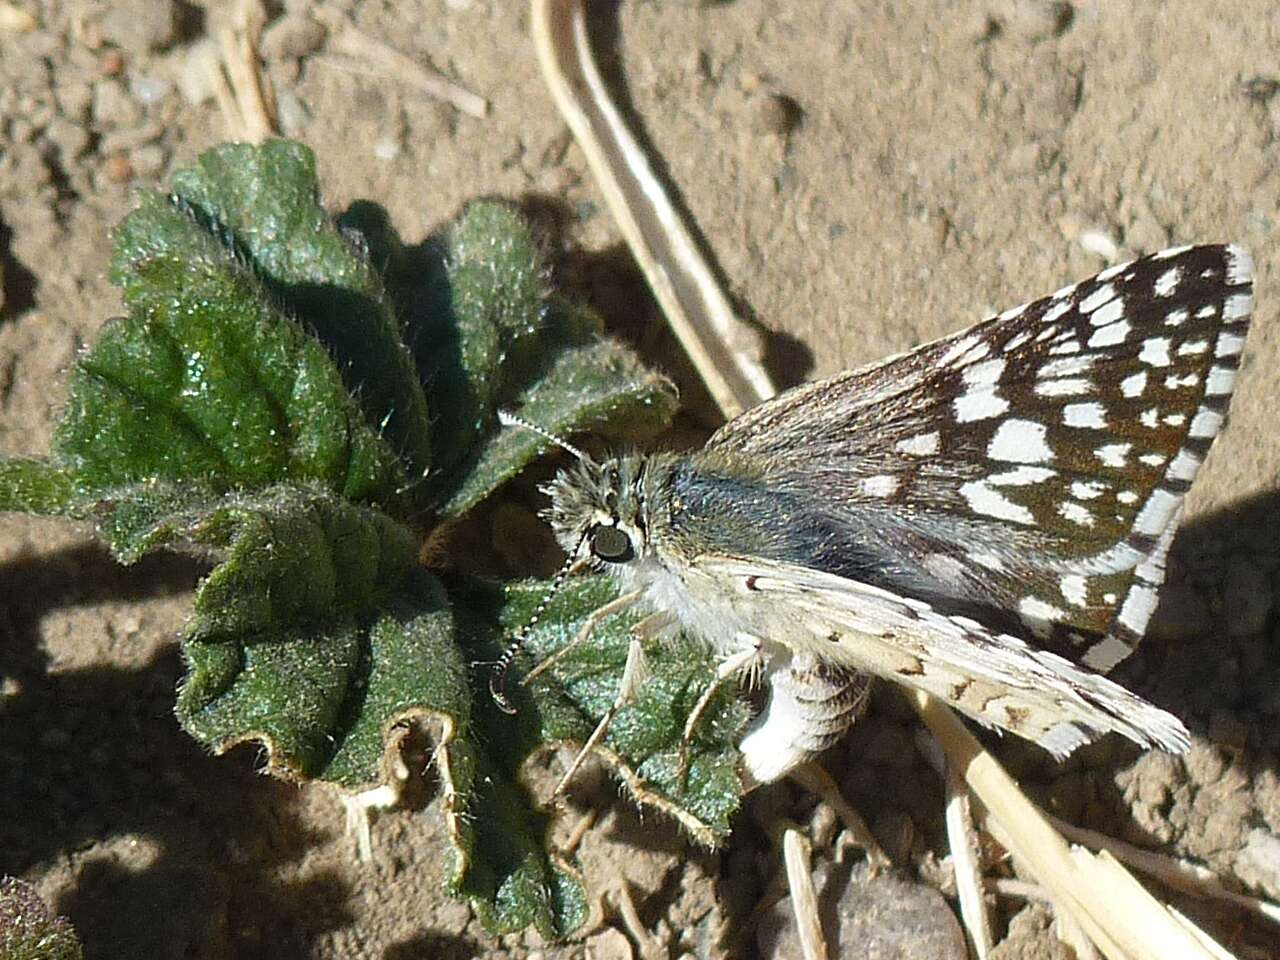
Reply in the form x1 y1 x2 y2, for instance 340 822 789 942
674 636 765 785
523 588 646 689
549 609 676 801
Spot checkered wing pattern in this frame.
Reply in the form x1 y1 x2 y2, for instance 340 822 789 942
707 244 1253 674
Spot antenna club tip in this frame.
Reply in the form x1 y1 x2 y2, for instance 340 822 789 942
490 672 519 715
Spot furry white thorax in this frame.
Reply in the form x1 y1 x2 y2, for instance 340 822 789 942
609 541 762 659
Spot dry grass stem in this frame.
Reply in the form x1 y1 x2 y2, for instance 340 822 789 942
946 765 992 958
531 0 775 421
1046 813 1280 928
327 25 488 118
915 687 1231 960
783 827 829 960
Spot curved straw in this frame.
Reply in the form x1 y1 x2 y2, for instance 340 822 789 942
530 0 776 421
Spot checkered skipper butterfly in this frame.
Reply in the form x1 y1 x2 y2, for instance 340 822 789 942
496 244 1253 785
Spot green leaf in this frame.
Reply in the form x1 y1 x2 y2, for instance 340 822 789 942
177 569 463 786
0 137 734 940
510 577 747 843
187 486 419 641
439 303 678 517
413 201 547 474
0 459 77 514
64 190 404 505
157 140 434 477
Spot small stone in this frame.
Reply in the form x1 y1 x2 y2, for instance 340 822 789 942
130 143 167 179
584 927 634 960
99 0 177 55
1233 828 1280 900
1006 140 1041 174
1223 554 1272 638
260 14 327 62
42 116 91 160
128 72 172 107
92 78 144 129
54 80 94 121
751 93 802 137
758 860 966 960
989 1 1074 41
103 152 133 182
275 89 313 136
1184 741 1227 787
100 47 125 75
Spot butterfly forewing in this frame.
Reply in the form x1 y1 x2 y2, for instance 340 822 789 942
706 245 1254 671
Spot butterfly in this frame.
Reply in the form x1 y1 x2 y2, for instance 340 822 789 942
494 244 1253 786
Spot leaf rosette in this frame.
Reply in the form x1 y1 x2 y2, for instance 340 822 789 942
0 140 745 935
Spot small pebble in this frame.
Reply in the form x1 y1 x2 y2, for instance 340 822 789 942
1233 828 1280 900
130 144 167 179
101 48 125 76
260 14 327 62
128 73 172 107
42 116 90 159
758 860 967 960
103 151 133 182
584 927 634 960
99 0 177 55
989 0 1074 41
92 78 143 129
752 92 802 137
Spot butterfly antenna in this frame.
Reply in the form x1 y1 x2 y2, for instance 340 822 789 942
488 531 589 714
498 410 590 462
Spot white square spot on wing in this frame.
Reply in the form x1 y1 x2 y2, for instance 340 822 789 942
959 480 1035 525
954 389 1010 423
1064 402 1107 429
1121 371 1147 398
896 432 941 456
1096 442 1131 467
988 419 1054 464
1190 408 1222 438
1154 266 1182 297
1089 297 1126 327
1139 337 1172 368
1088 319 1130 348
1079 284 1115 313
1058 501 1095 527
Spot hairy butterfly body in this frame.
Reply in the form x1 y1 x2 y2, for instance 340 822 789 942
523 244 1253 785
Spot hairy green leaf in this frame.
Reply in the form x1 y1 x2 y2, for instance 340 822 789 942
0 459 77 515
66 190 404 505
439 302 678 517
414 201 546 474
177 570 462 787
0 877 84 960
156 140 433 476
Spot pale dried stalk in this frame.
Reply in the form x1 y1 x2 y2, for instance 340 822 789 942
917 689 1227 960
212 0 277 141
1046 813 1280 928
530 0 775 421
783 828 829 960
945 765 993 959
327 25 488 118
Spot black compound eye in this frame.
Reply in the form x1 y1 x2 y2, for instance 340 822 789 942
590 524 635 563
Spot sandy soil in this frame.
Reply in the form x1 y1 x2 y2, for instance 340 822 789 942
2 2 1279 958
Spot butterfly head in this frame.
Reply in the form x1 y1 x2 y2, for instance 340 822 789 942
543 454 651 570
